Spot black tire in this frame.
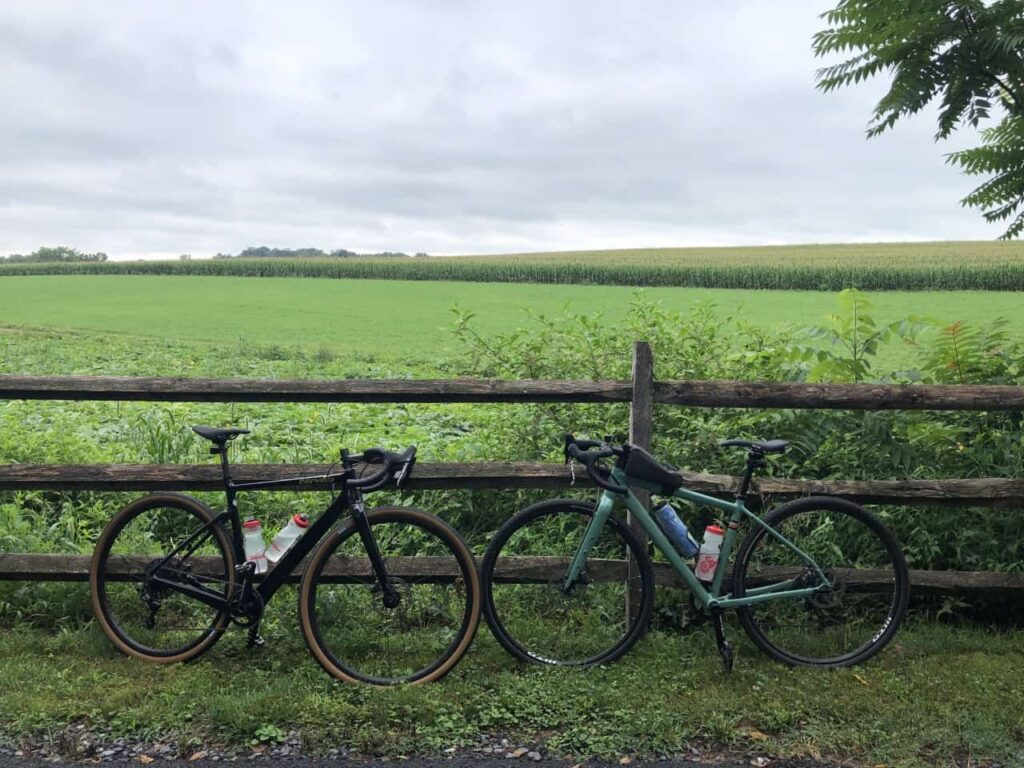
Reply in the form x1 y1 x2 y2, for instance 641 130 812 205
299 506 481 686
733 496 909 667
90 493 236 663
481 498 655 667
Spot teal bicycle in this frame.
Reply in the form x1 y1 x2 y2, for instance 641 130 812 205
481 435 909 670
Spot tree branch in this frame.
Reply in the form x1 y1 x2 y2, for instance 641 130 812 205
983 70 1024 115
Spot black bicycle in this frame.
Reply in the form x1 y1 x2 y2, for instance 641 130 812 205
90 426 481 686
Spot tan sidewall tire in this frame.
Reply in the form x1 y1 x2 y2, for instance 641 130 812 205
89 493 236 664
298 506 481 685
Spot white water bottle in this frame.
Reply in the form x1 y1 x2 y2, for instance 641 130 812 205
265 514 310 564
695 524 724 582
242 518 268 575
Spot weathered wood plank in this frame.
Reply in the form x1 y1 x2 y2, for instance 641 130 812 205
4 553 1021 594
0 376 632 403
0 462 578 491
0 554 464 584
627 341 654 621
2 374 1022 410
1 463 1022 506
654 380 1024 411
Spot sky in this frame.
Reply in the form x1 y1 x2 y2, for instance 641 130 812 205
0 1 1003 259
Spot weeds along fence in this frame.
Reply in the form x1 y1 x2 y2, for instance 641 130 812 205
1 342 1023 605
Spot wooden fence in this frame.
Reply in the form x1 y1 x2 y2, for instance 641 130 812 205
1 342 1023 598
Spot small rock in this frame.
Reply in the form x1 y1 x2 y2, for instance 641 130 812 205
527 751 541 762
443 747 456 755
750 758 771 768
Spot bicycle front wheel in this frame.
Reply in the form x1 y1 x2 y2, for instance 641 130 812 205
299 506 481 685
481 499 654 667
90 493 236 663
733 496 909 667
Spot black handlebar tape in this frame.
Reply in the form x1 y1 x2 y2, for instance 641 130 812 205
566 445 627 493
348 447 417 490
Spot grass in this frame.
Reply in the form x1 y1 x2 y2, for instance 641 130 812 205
0 618 1021 767
1 275 1023 365
0 275 1022 767
3 241 1024 290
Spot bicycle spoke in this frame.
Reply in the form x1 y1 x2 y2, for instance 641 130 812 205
484 501 652 667
735 498 907 667
93 498 233 660
305 509 477 685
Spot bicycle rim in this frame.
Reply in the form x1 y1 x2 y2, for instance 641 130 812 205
734 496 909 667
300 507 480 685
91 494 235 661
483 499 653 667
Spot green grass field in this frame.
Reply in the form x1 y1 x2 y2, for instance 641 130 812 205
1 266 1023 767
1 275 1021 365
1 621 1022 767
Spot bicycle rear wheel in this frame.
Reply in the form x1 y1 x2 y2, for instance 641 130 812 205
299 506 481 685
481 499 654 667
733 496 909 667
90 493 235 662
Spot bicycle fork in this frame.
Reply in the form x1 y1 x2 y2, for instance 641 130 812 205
351 492 401 608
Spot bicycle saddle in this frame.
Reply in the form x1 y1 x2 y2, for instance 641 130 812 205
191 425 250 443
720 438 788 454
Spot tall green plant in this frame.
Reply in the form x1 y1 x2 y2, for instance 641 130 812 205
785 289 923 382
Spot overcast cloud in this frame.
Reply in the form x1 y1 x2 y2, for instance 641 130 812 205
0 1 1000 259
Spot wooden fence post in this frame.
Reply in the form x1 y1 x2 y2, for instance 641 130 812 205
627 341 654 622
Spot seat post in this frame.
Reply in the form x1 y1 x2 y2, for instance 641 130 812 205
215 441 232 485
737 450 765 499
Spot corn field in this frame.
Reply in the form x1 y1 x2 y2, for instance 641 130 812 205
2 241 1023 290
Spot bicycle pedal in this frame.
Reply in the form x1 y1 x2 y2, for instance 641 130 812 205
246 629 265 648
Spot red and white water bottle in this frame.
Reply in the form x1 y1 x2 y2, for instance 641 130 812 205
695 524 724 582
242 518 268 574
265 514 310 564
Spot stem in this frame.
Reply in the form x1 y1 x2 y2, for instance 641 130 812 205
982 71 1024 114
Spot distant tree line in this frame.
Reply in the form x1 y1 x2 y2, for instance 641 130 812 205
0 246 108 263
3 246 429 262
213 247 430 259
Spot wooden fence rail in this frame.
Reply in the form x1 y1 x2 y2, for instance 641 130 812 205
1 463 1021 506
3 375 1024 410
3 553 1021 596
1 344 1022 600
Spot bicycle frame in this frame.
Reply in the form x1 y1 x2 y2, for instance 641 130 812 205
147 467 389 612
563 466 832 609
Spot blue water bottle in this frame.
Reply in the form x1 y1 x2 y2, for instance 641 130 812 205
654 502 700 558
